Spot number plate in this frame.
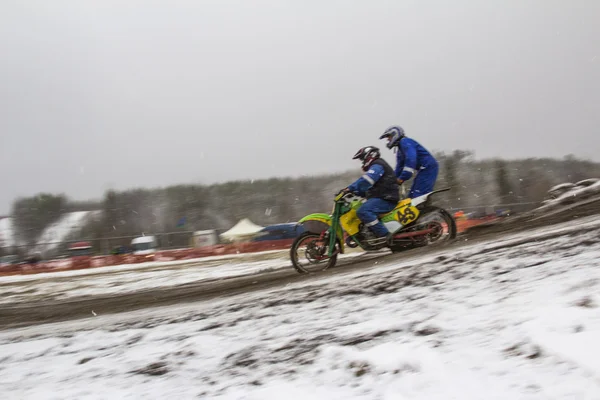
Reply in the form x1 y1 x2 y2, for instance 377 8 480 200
396 205 419 225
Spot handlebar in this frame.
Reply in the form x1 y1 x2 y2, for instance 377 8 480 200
334 191 364 203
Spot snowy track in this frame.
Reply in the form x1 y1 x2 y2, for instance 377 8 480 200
0 250 386 329
2 206 600 330
1 215 600 398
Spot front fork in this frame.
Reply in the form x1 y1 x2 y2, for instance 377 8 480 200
327 204 341 257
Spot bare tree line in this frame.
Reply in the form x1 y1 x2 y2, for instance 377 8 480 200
7 152 600 254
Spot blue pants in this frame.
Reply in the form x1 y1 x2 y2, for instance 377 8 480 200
357 198 397 237
409 162 439 198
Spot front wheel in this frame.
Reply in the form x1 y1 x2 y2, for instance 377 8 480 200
290 232 338 273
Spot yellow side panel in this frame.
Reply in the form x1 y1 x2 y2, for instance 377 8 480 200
340 208 361 236
398 198 412 207
379 198 416 223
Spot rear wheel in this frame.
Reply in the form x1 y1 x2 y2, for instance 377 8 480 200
290 232 338 273
389 206 457 252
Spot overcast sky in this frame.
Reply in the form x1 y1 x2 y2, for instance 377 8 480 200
1 0 599 213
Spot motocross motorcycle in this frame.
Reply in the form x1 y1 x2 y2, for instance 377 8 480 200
290 188 457 273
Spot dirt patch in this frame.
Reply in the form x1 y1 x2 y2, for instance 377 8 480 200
574 296 596 308
503 342 544 359
413 325 441 336
131 361 170 376
341 330 402 346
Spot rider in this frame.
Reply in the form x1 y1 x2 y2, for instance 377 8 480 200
342 146 399 242
379 126 439 198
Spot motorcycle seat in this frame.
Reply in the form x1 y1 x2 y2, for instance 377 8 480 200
377 198 412 218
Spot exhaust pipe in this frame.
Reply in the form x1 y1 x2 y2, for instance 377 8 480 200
393 228 435 240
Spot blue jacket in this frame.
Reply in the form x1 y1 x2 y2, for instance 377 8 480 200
348 160 399 202
395 137 438 181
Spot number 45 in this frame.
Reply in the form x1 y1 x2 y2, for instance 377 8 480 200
397 206 416 225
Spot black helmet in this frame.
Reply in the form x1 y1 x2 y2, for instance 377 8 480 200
379 125 405 149
352 146 380 171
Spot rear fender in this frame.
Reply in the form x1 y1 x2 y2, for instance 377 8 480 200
412 187 451 208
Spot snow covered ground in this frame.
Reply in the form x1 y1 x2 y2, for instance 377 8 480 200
0 257 285 305
0 249 370 306
1 249 292 284
1 216 600 399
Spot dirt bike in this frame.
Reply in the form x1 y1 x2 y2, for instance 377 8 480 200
290 188 457 273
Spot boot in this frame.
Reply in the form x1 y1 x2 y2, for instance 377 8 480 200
385 231 394 245
365 231 393 249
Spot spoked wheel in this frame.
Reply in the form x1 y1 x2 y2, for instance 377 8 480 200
415 206 457 245
389 206 457 252
290 232 338 274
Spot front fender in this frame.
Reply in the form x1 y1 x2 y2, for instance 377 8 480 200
296 213 345 253
298 213 333 234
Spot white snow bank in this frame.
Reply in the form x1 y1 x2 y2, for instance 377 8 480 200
0 216 14 247
34 211 100 254
539 180 600 210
